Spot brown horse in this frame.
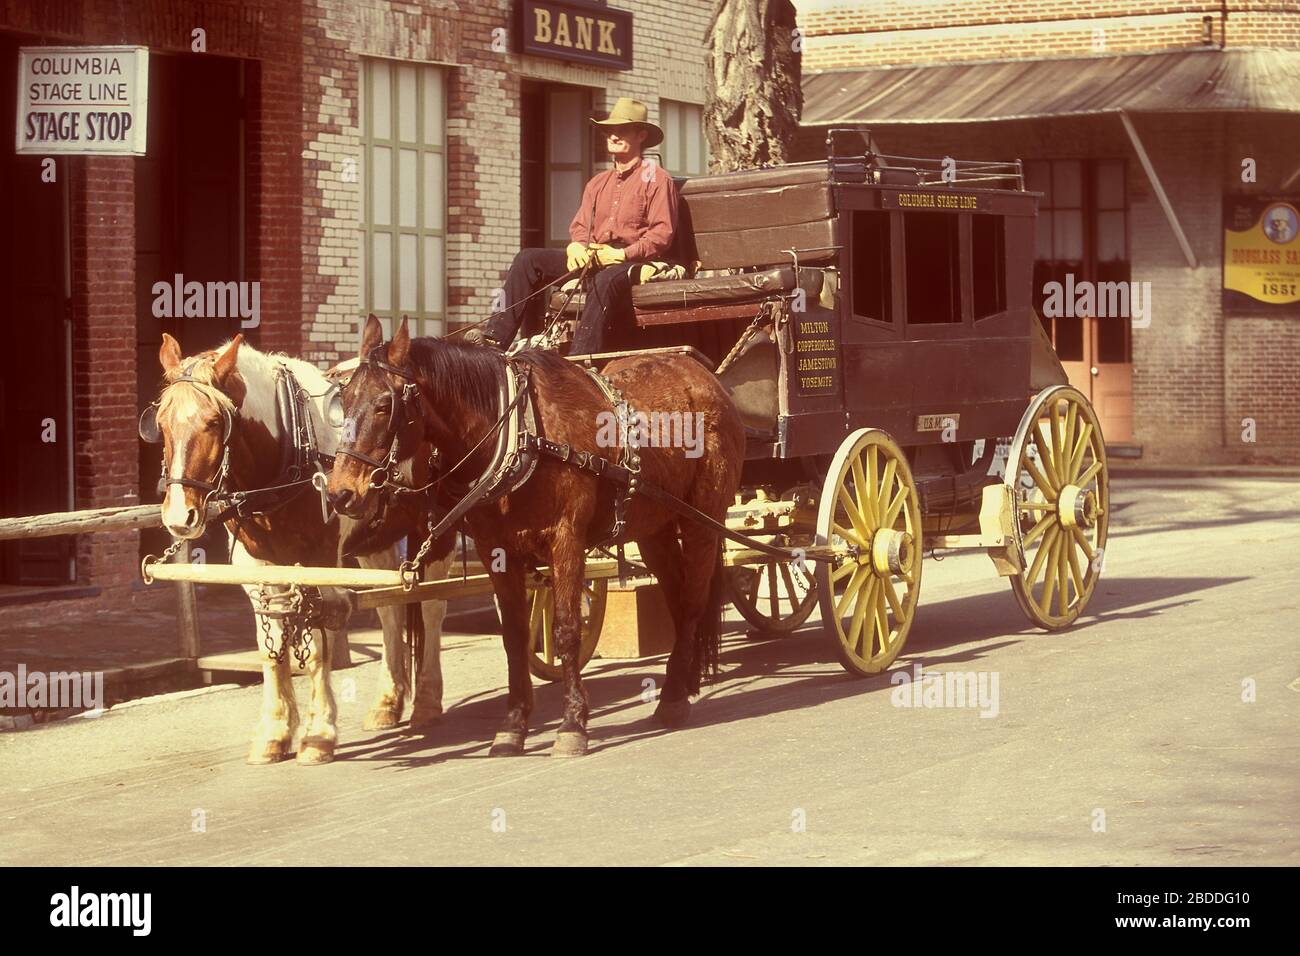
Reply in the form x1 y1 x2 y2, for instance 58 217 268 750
148 333 453 764
328 315 745 756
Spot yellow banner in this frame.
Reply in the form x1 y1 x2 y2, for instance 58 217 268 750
1223 201 1300 305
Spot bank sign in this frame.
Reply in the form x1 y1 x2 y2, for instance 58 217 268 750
1223 196 1300 310
15 46 149 155
517 0 633 70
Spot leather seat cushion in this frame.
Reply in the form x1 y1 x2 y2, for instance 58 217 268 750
631 265 823 310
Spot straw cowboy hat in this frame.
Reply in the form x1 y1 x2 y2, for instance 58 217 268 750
591 97 663 148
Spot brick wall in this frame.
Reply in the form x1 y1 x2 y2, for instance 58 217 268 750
795 0 1300 70
299 0 715 367
0 0 303 610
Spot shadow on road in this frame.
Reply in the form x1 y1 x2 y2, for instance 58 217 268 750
336 572 1247 768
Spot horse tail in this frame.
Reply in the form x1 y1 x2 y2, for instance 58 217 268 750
695 544 727 690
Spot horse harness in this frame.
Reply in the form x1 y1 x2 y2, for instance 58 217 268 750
335 345 645 590
140 359 335 525
141 359 342 669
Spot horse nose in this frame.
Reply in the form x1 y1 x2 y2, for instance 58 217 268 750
165 506 203 539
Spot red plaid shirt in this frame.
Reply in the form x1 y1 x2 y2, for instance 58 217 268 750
568 157 679 262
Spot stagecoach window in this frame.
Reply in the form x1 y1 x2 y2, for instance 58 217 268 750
851 211 892 322
972 215 1006 319
903 212 962 324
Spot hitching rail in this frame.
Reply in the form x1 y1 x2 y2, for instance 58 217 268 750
0 502 222 664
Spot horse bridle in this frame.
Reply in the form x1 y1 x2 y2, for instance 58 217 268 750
334 345 425 492
139 361 237 510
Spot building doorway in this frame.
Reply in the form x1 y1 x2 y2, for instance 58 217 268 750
521 81 599 253
0 33 74 586
135 53 246 563
1027 159 1134 443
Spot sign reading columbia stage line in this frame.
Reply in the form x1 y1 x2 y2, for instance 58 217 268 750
15 46 149 155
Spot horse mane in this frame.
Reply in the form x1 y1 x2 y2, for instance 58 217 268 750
407 336 509 421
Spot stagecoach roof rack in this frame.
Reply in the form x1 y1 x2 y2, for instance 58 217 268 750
825 126 1026 191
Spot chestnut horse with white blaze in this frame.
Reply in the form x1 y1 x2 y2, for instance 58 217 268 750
149 333 453 764
328 316 745 757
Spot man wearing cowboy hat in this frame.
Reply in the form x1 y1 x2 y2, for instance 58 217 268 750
476 97 680 353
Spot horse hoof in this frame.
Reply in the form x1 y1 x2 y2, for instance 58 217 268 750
363 704 402 731
296 737 336 766
405 706 443 733
246 740 292 765
551 731 589 758
653 699 692 729
488 731 526 757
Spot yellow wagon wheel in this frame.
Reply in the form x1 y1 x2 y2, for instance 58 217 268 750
1006 385 1110 630
726 548 818 635
527 577 608 682
814 429 923 676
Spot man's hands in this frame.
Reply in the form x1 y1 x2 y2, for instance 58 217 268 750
567 242 627 271
592 244 626 266
565 241 593 271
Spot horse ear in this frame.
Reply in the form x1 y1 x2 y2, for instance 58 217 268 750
213 334 242 385
389 316 411 367
159 333 182 374
360 313 383 358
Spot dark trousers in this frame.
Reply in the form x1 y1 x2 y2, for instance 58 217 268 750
483 247 639 354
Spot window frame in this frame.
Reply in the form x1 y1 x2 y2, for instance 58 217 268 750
359 57 448 339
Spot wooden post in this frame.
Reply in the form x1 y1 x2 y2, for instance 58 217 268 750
175 540 202 661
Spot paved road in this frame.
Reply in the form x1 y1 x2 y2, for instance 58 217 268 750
2 476 1297 866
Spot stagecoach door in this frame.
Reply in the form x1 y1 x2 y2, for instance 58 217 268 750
1027 159 1134 443
0 34 75 586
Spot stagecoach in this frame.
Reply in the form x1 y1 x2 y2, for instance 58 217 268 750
533 128 1110 676
145 130 1110 685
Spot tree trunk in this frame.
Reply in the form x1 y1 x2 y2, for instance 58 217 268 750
704 0 803 173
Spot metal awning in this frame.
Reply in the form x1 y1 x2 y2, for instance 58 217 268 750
802 48 1300 125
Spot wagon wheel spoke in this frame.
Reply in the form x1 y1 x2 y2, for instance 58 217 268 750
1018 499 1056 512
1034 420 1060 489
779 562 799 612
866 446 880 526
836 487 871 543
1068 421 1093 483
851 456 878 528
883 574 905 620
873 584 890 656
882 484 908 530
1049 402 1067 486
1025 523 1059 590
542 590 555 664
1022 512 1054 548
1076 460 1103 490
847 575 875 655
876 458 897 527
1038 533 1061 615
1070 525 1095 562
835 565 870 619
766 563 781 619
1023 452 1057 500
1057 539 1071 617
830 558 858 584
1065 533 1086 597
1062 401 1079 469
